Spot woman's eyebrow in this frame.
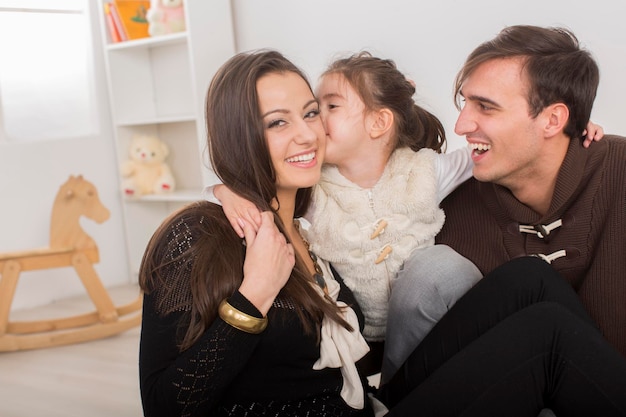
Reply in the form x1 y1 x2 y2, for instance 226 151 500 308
303 99 318 109
262 99 318 118
262 108 288 118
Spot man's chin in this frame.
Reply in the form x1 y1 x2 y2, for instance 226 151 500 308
472 168 492 184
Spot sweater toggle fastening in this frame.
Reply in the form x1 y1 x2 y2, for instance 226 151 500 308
532 249 567 264
370 219 388 239
375 244 392 264
519 219 563 239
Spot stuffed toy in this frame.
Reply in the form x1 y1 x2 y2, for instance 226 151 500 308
121 134 175 196
147 0 186 36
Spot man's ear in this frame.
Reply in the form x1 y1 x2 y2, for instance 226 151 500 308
368 108 394 139
543 103 569 138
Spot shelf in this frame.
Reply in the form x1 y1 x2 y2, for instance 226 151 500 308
106 32 187 51
115 114 196 127
98 0 235 275
107 42 195 123
124 188 204 203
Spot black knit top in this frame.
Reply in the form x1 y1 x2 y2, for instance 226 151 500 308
138 202 372 417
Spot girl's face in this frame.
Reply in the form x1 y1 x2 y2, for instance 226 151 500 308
316 73 369 166
257 71 326 193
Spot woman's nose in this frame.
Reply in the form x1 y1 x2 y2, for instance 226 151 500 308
294 119 319 144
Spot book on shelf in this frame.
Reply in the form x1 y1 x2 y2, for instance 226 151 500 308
109 2 128 41
114 0 151 40
103 2 121 43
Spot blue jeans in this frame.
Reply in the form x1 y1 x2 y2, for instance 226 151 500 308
381 244 482 383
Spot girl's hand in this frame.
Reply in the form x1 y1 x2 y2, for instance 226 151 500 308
214 185 262 238
238 212 295 315
582 120 605 148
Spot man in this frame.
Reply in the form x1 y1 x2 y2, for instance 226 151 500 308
437 25 626 357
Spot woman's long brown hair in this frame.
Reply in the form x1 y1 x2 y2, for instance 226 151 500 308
140 50 351 351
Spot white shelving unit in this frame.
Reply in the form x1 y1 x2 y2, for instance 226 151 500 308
97 0 235 277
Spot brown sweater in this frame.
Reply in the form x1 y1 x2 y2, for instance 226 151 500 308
437 135 626 357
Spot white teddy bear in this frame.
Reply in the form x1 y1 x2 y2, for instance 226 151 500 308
147 0 186 37
120 134 176 197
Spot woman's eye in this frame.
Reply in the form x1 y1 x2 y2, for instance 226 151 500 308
327 104 338 110
267 119 286 129
305 109 320 119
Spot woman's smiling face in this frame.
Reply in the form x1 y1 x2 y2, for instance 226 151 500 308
258 71 326 192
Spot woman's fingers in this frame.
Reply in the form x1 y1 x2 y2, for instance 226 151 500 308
239 212 294 314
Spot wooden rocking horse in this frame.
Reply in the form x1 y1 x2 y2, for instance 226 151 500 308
0 175 142 352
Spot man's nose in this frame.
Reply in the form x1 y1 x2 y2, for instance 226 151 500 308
454 107 476 136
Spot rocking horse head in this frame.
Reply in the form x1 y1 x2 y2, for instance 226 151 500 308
49 175 110 250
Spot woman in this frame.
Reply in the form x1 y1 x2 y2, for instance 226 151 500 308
139 50 371 416
138 50 626 417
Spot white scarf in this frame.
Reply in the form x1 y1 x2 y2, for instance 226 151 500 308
312 266 370 409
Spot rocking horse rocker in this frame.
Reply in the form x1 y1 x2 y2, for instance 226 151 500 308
0 175 142 352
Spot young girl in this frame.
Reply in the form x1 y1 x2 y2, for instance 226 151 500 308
308 53 483 382
211 52 604 383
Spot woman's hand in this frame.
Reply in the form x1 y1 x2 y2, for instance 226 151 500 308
238 212 295 315
582 120 605 148
214 185 262 238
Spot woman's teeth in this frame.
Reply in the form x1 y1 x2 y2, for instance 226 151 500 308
286 152 315 163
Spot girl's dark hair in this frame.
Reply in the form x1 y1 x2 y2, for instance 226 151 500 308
323 51 446 153
454 25 599 140
140 50 350 351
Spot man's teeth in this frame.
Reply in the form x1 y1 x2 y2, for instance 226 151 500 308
286 152 315 163
468 143 491 154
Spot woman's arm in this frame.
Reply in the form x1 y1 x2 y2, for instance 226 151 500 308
139 290 263 417
139 207 293 417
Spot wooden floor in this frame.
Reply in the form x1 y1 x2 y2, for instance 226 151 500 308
0 284 143 417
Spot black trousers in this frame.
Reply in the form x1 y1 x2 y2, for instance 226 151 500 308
379 256 626 416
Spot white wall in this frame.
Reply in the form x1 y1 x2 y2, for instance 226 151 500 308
0 2 129 311
232 0 626 150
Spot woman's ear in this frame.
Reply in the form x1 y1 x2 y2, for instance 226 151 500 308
368 108 394 139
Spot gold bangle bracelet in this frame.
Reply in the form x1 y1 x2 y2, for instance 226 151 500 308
218 299 268 334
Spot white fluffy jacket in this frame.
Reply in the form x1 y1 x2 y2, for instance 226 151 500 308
305 148 445 340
